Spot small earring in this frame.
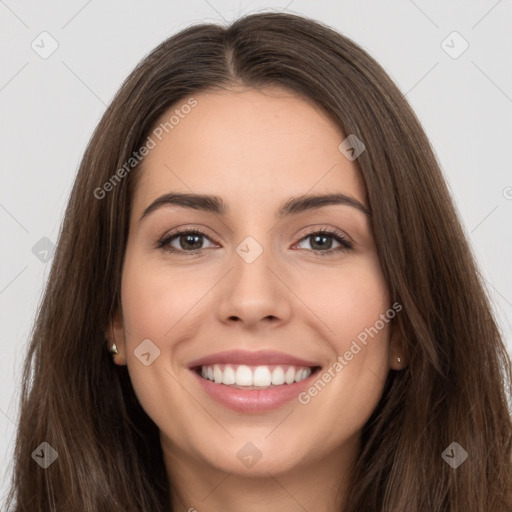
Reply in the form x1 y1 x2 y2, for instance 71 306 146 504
397 356 401 364
108 321 119 357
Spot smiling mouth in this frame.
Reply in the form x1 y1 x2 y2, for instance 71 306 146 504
193 363 322 389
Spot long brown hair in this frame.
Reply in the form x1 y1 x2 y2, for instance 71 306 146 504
5 11 512 511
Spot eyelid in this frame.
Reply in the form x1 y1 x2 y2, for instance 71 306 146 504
156 225 219 251
157 224 220 243
296 224 354 246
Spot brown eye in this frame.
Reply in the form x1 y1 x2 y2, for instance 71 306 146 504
157 228 215 255
295 230 353 255
157 227 353 256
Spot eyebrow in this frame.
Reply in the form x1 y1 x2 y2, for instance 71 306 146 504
139 192 371 223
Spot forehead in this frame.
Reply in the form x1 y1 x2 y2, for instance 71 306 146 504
132 86 367 216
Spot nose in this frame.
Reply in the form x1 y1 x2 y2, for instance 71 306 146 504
215 239 292 329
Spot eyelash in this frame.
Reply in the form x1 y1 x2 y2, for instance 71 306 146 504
156 226 353 257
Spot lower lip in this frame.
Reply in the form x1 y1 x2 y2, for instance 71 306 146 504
191 369 319 413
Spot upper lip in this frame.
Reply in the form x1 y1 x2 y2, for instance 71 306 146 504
188 349 321 368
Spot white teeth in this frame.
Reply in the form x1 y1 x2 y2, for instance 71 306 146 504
284 366 296 384
235 365 253 386
294 368 312 382
253 366 272 386
213 364 223 384
223 364 236 385
271 366 285 385
199 363 315 388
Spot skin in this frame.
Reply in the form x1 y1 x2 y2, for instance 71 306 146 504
109 85 404 512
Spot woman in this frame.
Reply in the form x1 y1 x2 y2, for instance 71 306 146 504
6 11 512 512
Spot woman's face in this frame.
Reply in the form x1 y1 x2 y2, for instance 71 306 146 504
112 86 401 481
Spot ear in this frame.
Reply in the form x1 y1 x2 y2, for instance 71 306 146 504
105 307 127 366
388 322 406 371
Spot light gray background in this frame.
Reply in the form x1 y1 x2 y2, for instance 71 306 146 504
1 0 511 505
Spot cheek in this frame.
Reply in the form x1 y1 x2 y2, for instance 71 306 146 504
118 252 204 422
292 257 391 422
297 255 390 348
120 254 209 343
